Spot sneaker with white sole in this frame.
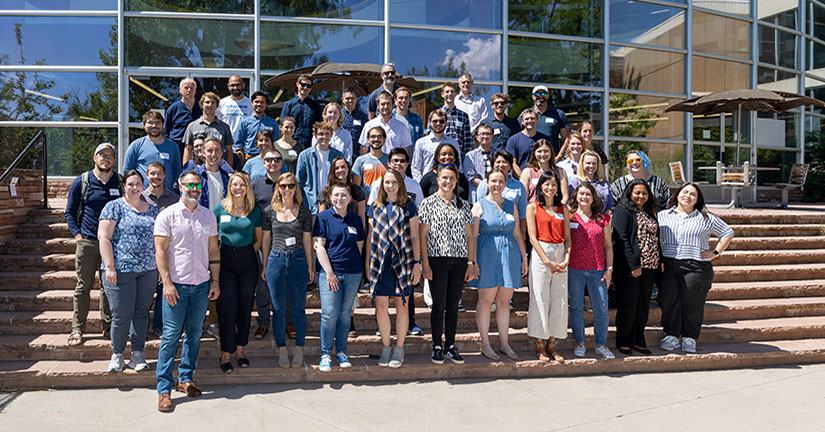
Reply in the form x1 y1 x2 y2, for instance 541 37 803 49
388 346 405 368
336 352 352 368
378 345 392 367
431 346 444 364
574 344 586 357
681 337 697 353
595 345 615 359
445 345 464 364
127 352 149 372
660 335 681 351
107 353 125 373
319 354 332 372
407 326 423 336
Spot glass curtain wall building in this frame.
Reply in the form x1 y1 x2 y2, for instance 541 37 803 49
1 0 822 187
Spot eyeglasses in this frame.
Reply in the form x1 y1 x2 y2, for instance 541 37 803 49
382 71 396 76
390 158 407 165
626 157 642 164
491 101 507 106
533 91 549 97
183 182 203 190
279 183 297 190
477 132 493 137
368 135 384 139
298 82 313 88
439 163 456 168
430 119 446 124
97 153 115 160
264 157 282 163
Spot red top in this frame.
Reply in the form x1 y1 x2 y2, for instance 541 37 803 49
569 211 610 271
535 205 565 244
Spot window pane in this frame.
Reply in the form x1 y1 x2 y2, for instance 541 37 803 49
128 76 251 123
508 0 602 38
695 0 750 16
757 110 799 149
0 0 115 10
693 11 749 59
755 148 796 186
610 0 685 48
507 87 603 135
609 46 684 94
261 23 382 71
509 37 600 86
263 0 382 20
608 93 684 141
759 25 797 69
807 1 825 40
392 0 501 29
692 56 750 93
757 66 798 91
126 18 253 68
0 127 118 176
608 141 684 183
391 29 501 80
804 76 825 116
806 40 825 71
758 0 798 31
0 72 117 122
693 112 723 143
0 17 116 66
126 0 253 13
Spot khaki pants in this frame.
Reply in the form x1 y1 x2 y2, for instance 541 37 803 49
72 238 112 333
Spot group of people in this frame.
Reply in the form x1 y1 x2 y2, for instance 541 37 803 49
63 64 734 413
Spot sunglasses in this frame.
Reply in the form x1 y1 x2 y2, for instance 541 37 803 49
430 119 446 124
439 163 456 168
382 71 396 76
368 135 384 139
279 183 297 190
264 157 283 163
390 158 408 164
298 82 313 88
183 182 202 190
626 157 642 164
533 91 549 97
491 101 507 106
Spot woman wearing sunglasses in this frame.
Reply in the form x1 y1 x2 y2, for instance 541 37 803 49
610 150 671 211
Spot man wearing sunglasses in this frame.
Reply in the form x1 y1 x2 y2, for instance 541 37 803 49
482 92 521 153
368 63 399 120
411 110 458 181
282 74 322 148
522 84 569 153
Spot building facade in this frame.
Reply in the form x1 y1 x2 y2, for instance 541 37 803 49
1 0 822 188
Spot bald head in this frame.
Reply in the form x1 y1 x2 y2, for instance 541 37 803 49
228 75 244 99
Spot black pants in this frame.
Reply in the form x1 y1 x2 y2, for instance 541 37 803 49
429 257 467 348
217 244 258 353
615 267 657 348
658 258 714 340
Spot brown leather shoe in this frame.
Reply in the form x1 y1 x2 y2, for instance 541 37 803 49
287 325 296 339
175 381 202 397
158 393 173 412
253 326 268 339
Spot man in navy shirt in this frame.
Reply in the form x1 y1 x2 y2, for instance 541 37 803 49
123 110 181 191
482 92 521 152
507 108 551 178
164 78 201 158
523 84 569 152
368 63 399 119
64 143 119 346
281 74 322 148
233 90 279 162
341 88 368 158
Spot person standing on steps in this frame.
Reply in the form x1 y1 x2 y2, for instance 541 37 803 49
123 110 181 191
164 78 201 159
234 90 279 170
154 171 220 412
182 92 235 168
282 75 322 148
64 143 118 347
216 75 253 141
341 88 369 157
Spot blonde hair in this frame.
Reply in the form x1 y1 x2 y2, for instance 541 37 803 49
556 133 590 162
221 173 256 215
374 169 410 208
576 150 605 181
322 102 344 128
271 172 303 211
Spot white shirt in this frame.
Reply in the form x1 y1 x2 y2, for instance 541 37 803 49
455 93 489 133
368 175 424 207
313 128 353 163
217 96 253 136
411 133 459 182
358 116 412 154
317 148 331 194
205 170 223 210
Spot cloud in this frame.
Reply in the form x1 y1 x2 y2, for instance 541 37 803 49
440 35 500 80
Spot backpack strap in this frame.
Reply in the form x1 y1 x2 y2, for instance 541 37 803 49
75 171 91 225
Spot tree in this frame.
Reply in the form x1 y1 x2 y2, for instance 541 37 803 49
608 93 659 179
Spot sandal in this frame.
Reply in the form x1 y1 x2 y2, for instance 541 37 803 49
480 344 500 361
547 347 565 363
535 340 550 362
499 345 519 361
67 331 83 347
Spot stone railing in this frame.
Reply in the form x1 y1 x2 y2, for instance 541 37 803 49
0 169 44 245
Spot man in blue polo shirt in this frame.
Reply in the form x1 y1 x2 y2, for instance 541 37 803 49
123 110 181 191
523 84 569 152
164 78 201 158
64 143 119 347
282 74 322 148
233 90 280 163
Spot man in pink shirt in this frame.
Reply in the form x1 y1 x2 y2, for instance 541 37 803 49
154 170 220 412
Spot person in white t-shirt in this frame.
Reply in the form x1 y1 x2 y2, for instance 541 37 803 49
216 75 253 138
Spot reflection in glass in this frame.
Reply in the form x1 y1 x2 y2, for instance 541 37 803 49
608 141 684 182
128 76 249 122
692 113 723 143
755 148 796 186
807 1 825 41
694 0 749 16
692 56 750 93
507 87 602 135
0 127 118 176
509 0 601 38
693 11 749 59
610 0 685 48
1 0 115 10
391 29 501 80
758 1 797 30
805 76 825 116
261 23 382 71
0 72 117 122
806 40 825 71
608 93 684 141
0 17 116 66
391 0 500 29
412 81 502 114
126 18 253 68
263 0 382 20
756 66 798 92
609 46 684 94
759 25 797 69
126 0 253 13
509 37 600 86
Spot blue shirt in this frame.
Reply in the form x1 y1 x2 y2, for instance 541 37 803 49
342 107 369 157
475 177 528 220
568 176 615 212
524 106 569 151
282 96 322 146
164 100 202 143
368 85 398 115
122 136 182 191
312 208 366 274
64 171 122 239
482 115 521 153
506 131 552 170
233 113 280 156
99 198 159 273
394 110 425 149
242 157 287 181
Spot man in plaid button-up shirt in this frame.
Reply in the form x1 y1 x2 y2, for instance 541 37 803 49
439 82 473 156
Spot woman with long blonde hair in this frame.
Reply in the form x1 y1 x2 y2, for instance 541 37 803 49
568 149 615 212
213 172 263 373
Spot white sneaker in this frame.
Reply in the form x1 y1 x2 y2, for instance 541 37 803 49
595 345 615 359
127 352 149 372
319 354 332 372
660 335 681 351
574 344 586 357
681 337 697 353
107 353 125 373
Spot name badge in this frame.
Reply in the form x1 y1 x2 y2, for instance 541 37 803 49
347 226 357 235
505 213 515 222
285 237 297 246
263 126 273 131
220 215 231 223
570 222 580 229
531 178 539 185
414 126 420 133
159 152 170 160
364 163 374 170
288 150 298 157
494 128 501 135
554 212 564 220
109 189 120 196
353 120 362 126
202 225 212 235
503 189 517 200
212 131 222 139
545 118 555 124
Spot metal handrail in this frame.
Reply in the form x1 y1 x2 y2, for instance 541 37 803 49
0 130 48 209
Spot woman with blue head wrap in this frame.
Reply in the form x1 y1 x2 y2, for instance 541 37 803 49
609 149 672 211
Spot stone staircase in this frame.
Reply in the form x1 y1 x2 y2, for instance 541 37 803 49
1 203 825 389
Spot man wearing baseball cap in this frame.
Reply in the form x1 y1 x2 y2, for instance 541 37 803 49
521 85 570 153
64 143 121 347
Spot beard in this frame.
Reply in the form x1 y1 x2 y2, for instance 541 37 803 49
183 190 201 203
383 77 395 86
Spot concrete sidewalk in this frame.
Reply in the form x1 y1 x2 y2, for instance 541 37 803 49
2 364 824 431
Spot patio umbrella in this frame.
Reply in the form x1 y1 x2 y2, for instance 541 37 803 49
666 89 825 164
263 62 419 96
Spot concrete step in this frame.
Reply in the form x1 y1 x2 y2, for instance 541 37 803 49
711 236 825 250
728 224 825 237
14 223 70 238
2 238 76 255
706 280 825 300
3 338 825 389
719 213 825 225
0 254 75 271
714 249 825 266
712 264 825 282
3 271 99 290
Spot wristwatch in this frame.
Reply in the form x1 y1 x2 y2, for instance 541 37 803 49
712 250 720 256
467 261 475 266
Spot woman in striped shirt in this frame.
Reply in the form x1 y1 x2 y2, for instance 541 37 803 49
657 182 734 353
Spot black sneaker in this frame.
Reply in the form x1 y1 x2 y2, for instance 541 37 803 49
445 345 465 364
457 301 466 313
431 346 444 364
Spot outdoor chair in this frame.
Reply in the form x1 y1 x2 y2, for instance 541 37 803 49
771 163 809 208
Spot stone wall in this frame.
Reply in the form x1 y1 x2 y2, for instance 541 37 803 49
0 169 44 244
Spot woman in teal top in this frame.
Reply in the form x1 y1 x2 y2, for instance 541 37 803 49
213 172 262 373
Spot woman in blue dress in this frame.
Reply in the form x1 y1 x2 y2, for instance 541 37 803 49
471 169 528 361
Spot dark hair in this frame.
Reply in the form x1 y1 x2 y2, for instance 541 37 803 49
617 178 658 219
255 129 275 146
536 171 563 208
431 142 460 171
569 182 604 222
178 170 200 184
122 169 144 185
322 158 355 208
147 161 165 174
297 74 312 84
525 138 557 171
279 116 296 126
142 110 163 124
668 182 709 219
474 123 494 147
250 90 269 104
435 164 464 209
367 125 386 139
388 147 410 163
491 149 514 176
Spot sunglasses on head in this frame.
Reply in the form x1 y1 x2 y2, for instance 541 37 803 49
183 182 202 190
298 81 313 88
439 163 456 168
626 157 642 164
264 157 282 163
279 183 297 190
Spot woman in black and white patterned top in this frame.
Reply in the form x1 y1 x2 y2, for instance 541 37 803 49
419 164 477 365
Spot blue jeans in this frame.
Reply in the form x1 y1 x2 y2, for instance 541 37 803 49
568 269 609 346
318 271 361 357
102 269 158 354
155 281 210 395
266 250 309 347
